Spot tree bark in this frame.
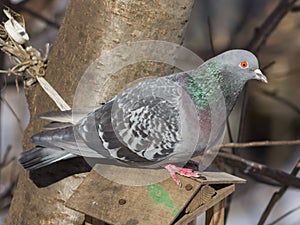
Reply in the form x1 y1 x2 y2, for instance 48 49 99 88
5 0 194 224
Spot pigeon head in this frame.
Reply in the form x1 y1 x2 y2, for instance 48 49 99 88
213 49 268 84
209 49 267 113
188 49 268 114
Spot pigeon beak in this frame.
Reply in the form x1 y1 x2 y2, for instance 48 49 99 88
254 69 268 83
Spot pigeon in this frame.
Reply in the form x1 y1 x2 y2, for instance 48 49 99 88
19 49 267 186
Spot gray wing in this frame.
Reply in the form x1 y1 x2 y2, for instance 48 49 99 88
96 95 181 165
101 76 200 167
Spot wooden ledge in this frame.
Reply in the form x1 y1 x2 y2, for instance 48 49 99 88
66 165 245 225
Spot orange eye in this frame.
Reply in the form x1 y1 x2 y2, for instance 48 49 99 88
239 61 249 69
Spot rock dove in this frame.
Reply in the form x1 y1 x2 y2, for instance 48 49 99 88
19 49 267 186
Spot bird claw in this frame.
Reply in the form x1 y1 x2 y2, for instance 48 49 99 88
164 164 206 187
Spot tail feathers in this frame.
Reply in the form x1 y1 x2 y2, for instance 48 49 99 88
18 147 76 170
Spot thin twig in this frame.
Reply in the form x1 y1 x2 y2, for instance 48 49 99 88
259 89 300 115
207 17 216 56
2 0 60 29
258 159 300 225
227 1 253 49
247 173 281 187
247 0 298 53
220 139 300 149
236 85 248 151
21 6 60 29
266 205 300 225
262 61 276 71
226 121 234 144
216 152 300 188
291 5 300 12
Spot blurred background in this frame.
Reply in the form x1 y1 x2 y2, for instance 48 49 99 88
0 0 299 224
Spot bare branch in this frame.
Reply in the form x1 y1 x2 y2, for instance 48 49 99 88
220 139 300 149
291 5 300 12
21 6 60 29
258 159 300 225
216 152 300 188
262 61 276 71
247 0 298 53
259 89 300 115
1 0 60 29
266 205 300 225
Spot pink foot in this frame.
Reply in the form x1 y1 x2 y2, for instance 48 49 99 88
164 164 205 187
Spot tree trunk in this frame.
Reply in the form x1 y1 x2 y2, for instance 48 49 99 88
5 0 194 224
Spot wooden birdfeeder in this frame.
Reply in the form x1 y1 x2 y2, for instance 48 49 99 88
66 165 245 225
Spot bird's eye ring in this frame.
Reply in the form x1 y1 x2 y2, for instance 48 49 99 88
239 61 249 69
